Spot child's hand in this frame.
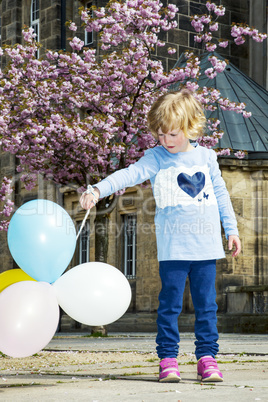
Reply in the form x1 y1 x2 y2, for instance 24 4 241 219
228 235 241 257
80 188 100 210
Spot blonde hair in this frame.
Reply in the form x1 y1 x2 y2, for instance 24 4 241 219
147 89 206 140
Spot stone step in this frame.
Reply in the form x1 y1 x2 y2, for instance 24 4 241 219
57 312 268 334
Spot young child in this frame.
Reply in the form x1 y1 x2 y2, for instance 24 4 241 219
80 89 241 383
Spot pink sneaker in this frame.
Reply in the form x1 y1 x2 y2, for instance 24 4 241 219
197 355 223 382
159 358 181 382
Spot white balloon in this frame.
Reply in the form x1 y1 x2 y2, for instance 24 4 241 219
53 262 132 326
0 281 59 358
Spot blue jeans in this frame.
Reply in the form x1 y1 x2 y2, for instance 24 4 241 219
156 260 219 360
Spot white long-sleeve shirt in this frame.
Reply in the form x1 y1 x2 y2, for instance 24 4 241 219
95 144 239 261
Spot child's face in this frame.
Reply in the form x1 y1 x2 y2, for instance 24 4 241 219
158 128 192 153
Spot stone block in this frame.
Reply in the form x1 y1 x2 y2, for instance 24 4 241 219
226 177 251 199
148 275 161 295
239 315 268 334
46 5 61 23
233 256 254 276
222 274 244 289
178 14 194 32
156 43 178 60
11 7 22 22
135 276 144 296
243 198 255 219
231 197 243 217
51 20 61 36
168 29 188 47
231 10 249 25
136 295 151 312
217 10 231 26
2 0 7 13
1 27 7 43
0 153 14 168
6 21 21 41
141 243 157 260
227 292 253 313
40 22 52 40
157 30 168 42
189 2 207 16
175 1 189 16
136 260 152 277
5 0 20 10
237 217 256 237
217 259 233 275
243 276 256 286
46 35 61 50
231 42 249 59
40 9 46 25
2 10 12 26
243 236 256 256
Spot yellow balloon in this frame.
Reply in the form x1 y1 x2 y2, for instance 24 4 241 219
0 269 36 293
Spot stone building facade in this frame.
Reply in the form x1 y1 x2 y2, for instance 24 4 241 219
0 0 267 333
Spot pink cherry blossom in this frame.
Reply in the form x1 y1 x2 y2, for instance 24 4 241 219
210 22 218 32
206 43 217 52
218 40 229 48
22 27 36 42
205 67 217 79
234 150 246 159
206 2 216 12
216 148 231 156
214 6 225 16
168 47 177 55
69 37 84 51
231 24 267 43
191 16 205 33
234 36 245 45
194 35 203 43
68 22 77 32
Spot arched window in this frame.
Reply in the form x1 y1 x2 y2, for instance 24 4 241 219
31 0 40 56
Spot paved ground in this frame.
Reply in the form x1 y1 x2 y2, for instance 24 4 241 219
0 332 268 401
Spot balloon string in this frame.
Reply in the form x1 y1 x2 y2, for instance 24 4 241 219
76 209 90 241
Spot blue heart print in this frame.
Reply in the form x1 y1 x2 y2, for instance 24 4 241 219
177 172 205 198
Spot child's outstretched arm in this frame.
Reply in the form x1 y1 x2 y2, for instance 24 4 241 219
228 234 241 258
79 149 160 210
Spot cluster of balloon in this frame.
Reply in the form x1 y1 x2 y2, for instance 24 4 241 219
0 199 131 358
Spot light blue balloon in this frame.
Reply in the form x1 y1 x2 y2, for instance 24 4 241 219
7 199 76 283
